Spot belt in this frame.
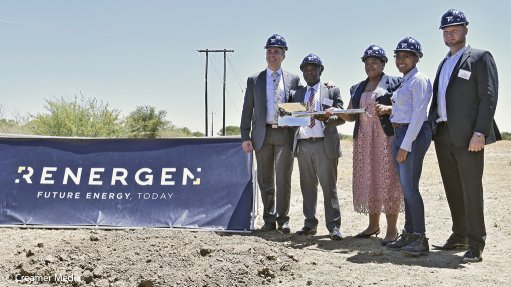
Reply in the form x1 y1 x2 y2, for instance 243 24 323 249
266 124 286 128
298 137 324 142
437 121 448 126
391 122 409 129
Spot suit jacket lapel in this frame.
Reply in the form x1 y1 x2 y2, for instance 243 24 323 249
448 46 471 85
433 58 446 94
294 87 306 102
376 74 391 94
282 71 291 102
378 75 388 89
352 79 368 109
320 84 329 111
352 73 389 109
257 70 267 118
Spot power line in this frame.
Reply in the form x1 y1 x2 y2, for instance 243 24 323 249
208 54 241 115
197 49 234 136
227 57 246 94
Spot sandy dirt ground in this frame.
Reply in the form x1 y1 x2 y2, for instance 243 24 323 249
1 140 510 287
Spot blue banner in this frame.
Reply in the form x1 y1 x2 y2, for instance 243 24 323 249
0 136 253 231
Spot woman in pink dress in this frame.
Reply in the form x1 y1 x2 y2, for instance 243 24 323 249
339 45 403 245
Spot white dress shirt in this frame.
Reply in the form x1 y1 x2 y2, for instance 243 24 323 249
390 67 432 151
298 83 325 139
266 68 286 124
436 46 467 122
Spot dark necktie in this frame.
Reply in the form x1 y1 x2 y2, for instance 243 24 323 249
308 87 316 128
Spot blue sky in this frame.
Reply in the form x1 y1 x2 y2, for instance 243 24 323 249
1 0 509 135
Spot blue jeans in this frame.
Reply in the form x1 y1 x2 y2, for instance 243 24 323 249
392 122 431 235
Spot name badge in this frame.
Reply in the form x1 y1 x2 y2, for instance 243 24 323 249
458 69 471 80
373 87 387 99
322 98 333 106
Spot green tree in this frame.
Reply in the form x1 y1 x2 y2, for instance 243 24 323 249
339 133 353 140
501 132 511 141
28 96 122 137
124 106 168 138
0 109 31 135
0 118 19 134
218 125 240 136
160 125 204 138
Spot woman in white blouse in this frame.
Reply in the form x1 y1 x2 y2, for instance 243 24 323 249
376 36 432 257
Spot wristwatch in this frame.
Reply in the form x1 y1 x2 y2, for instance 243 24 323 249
474 132 484 138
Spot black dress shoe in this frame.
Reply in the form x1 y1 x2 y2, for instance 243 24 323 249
432 234 468 250
278 222 290 234
355 227 380 238
296 226 317 236
260 223 276 231
462 248 483 263
329 227 343 241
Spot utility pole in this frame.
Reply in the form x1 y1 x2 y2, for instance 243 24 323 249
198 49 209 137
197 49 234 137
210 111 215 137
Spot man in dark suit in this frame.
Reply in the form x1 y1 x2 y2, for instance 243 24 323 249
290 54 344 240
428 9 501 263
240 34 301 233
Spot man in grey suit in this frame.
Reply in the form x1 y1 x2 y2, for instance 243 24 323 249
240 34 301 232
428 9 501 262
291 54 344 240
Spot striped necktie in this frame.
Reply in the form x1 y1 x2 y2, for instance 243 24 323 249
308 87 316 128
272 71 281 123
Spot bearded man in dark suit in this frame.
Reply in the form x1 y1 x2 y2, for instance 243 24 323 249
428 9 501 263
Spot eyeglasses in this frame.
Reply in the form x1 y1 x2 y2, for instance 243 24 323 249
394 54 416 60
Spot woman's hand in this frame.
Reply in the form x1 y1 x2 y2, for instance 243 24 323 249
396 148 408 163
375 103 392 116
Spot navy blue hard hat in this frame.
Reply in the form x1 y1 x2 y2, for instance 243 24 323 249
300 53 324 72
264 34 288 50
361 44 388 63
440 9 469 29
394 37 423 58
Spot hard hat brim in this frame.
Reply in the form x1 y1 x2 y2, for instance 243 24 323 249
393 49 423 58
439 21 469 29
361 55 388 63
265 45 288 51
299 63 324 72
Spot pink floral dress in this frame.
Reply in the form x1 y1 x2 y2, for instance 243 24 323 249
352 92 403 214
